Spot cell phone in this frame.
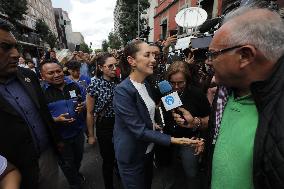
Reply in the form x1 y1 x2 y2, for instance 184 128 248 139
75 44 80 52
169 30 178 36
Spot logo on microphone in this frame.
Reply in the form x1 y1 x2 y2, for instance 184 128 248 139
165 96 174 105
161 92 183 111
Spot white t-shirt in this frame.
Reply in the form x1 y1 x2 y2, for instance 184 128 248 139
131 79 155 153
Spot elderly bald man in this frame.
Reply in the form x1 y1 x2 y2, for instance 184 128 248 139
205 7 284 189
173 6 284 189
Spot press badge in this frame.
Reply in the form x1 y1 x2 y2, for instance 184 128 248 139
69 90 77 98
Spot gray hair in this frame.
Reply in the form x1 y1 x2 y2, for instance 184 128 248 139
222 6 284 62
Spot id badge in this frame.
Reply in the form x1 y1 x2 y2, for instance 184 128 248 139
69 90 77 98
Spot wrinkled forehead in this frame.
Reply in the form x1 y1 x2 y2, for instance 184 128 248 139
210 24 232 49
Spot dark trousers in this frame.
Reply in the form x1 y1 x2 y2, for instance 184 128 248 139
58 131 85 189
118 151 154 189
144 151 154 189
97 117 116 189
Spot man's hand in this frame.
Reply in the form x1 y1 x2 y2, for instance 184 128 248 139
163 35 177 49
53 113 75 123
75 102 85 114
172 107 194 128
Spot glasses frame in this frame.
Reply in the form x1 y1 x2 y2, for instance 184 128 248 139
103 63 118 70
206 45 243 61
169 81 186 87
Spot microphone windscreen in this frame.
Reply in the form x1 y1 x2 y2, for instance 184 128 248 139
158 80 172 95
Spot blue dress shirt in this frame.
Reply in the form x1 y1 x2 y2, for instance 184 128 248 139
0 77 50 153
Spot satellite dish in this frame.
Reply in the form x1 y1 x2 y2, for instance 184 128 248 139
175 7 208 28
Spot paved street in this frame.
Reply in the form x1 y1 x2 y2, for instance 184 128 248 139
58 138 166 189
58 140 123 189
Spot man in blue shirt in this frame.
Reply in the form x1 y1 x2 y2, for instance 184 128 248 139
0 19 62 189
40 61 86 189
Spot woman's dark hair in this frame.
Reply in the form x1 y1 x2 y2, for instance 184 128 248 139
149 42 162 52
120 40 145 80
165 61 192 87
95 52 114 77
26 59 33 64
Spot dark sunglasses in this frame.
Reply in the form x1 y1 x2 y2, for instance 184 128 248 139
169 81 186 87
0 42 19 52
205 45 243 61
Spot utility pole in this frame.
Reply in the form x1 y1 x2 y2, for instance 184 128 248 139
138 0 140 39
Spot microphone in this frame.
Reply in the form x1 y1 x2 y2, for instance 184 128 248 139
158 80 188 125
155 106 166 129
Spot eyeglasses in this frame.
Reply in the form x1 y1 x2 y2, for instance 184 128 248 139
169 81 186 87
103 63 118 70
205 45 243 61
0 42 19 52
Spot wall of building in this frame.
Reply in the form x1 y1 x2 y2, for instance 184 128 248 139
54 8 67 48
62 11 73 48
71 32 85 46
144 0 157 42
154 0 183 41
26 0 58 36
153 0 221 42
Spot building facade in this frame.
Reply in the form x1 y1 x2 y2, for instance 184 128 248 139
26 0 58 36
153 0 222 41
63 11 74 49
143 0 158 42
114 0 122 33
0 0 58 58
54 8 68 49
54 8 73 49
71 32 85 47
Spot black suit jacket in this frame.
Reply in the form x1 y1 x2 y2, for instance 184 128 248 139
0 68 61 189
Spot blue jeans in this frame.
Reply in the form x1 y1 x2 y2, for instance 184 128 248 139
160 146 200 189
58 131 85 189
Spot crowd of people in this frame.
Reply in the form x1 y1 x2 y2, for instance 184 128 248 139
0 4 284 189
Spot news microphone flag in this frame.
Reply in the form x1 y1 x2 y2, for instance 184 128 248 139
158 80 183 111
161 91 183 111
